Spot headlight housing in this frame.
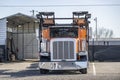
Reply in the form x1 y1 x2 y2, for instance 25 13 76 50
78 51 87 56
40 52 49 57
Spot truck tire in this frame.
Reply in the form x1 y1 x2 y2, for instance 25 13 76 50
79 68 87 74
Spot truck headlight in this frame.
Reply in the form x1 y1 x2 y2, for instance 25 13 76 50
78 51 87 56
77 51 88 61
40 52 49 57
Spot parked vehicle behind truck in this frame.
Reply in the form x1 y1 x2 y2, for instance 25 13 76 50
37 11 91 74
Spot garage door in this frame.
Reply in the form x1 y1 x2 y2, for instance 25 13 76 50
13 33 39 60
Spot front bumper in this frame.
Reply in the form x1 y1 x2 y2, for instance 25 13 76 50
39 61 88 70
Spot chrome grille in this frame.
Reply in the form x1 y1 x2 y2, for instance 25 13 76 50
52 40 75 61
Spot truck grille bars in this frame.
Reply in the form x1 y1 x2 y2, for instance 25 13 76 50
51 39 76 61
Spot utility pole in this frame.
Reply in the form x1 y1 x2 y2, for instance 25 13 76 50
94 17 97 41
30 10 39 17
30 10 35 16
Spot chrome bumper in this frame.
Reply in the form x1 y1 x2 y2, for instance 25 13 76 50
39 61 88 70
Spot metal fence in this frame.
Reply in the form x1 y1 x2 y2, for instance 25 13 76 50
89 45 120 62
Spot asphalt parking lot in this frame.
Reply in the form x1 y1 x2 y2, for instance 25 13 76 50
0 61 120 80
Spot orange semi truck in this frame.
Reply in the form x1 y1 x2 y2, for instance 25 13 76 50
37 11 91 74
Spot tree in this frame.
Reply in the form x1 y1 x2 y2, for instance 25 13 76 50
93 27 113 38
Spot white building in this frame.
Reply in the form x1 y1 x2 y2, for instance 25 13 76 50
0 13 39 60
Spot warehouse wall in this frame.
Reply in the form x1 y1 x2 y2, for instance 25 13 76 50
0 18 6 45
0 18 7 61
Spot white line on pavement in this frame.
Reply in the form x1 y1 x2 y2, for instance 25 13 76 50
92 62 96 76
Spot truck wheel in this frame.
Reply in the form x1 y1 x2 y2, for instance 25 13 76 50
79 68 87 74
40 69 49 74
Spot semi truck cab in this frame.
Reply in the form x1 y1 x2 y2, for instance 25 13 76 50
37 11 91 74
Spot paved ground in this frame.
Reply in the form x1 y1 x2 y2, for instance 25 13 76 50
0 61 120 80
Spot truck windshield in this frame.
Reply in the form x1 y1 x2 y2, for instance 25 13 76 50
50 27 78 38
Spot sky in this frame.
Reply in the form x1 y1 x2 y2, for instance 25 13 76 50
0 0 120 38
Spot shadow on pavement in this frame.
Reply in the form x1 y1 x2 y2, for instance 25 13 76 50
0 62 80 78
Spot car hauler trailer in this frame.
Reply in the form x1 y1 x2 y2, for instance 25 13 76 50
37 11 91 74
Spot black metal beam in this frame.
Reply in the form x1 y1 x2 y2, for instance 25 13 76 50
33 22 35 33
38 18 85 20
39 12 54 16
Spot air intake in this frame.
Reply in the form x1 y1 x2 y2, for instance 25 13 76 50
50 38 76 61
